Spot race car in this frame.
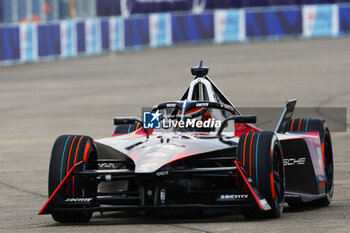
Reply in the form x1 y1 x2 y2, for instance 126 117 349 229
39 61 334 222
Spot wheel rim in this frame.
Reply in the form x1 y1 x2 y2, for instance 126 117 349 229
273 146 284 209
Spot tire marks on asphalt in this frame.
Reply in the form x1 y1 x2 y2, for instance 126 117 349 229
0 179 43 197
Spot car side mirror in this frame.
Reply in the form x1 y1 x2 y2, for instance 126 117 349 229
217 115 257 137
113 117 142 126
113 117 149 138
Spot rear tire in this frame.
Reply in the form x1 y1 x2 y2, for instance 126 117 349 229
49 135 97 223
237 131 285 219
284 119 334 207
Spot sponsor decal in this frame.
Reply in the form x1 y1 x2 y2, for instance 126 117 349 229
166 103 176 108
285 193 300 198
156 170 169 176
60 20 77 58
283 158 306 166
65 198 93 203
260 199 268 206
218 194 249 201
20 23 38 62
149 13 171 47
160 188 166 203
85 18 101 55
303 4 339 37
214 9 245 43
109 17 124 51
98 163 118 169
195 103 209 107
316 147 322 158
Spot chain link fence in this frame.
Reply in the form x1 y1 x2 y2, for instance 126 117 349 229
0 0 96 23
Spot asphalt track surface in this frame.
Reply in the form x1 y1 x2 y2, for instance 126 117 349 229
0 37 350 233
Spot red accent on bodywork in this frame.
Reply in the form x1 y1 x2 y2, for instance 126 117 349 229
38 161 83 215
111 128 154 137
234 160 264 211
235 123 260 137
134 128 153 136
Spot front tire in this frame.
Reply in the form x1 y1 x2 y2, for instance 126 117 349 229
237 131 285 219
48 135 97 223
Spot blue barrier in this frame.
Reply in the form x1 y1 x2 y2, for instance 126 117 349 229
20 23 37 61
339 5 350 32
302 4 337 37
149 13 171 47
109 17 124 50
37 24 61 57
60 20 76 58
101 19 110 51
76 22 86 53
0 26 20 61
246 8 302 38
172 13 214 43
1 3 350 65
124 17 149 48
85 19 101 55
214 9 245 43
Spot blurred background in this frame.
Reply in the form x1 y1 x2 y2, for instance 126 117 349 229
1 0 350 64
0 0 349 23
0 0 93 23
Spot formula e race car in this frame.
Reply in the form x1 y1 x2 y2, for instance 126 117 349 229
39 61 334 222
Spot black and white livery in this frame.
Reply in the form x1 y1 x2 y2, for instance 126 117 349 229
39 61 334 222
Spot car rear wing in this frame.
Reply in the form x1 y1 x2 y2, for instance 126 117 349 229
275 99 297 133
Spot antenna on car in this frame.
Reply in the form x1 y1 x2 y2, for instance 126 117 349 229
191 60 209 78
